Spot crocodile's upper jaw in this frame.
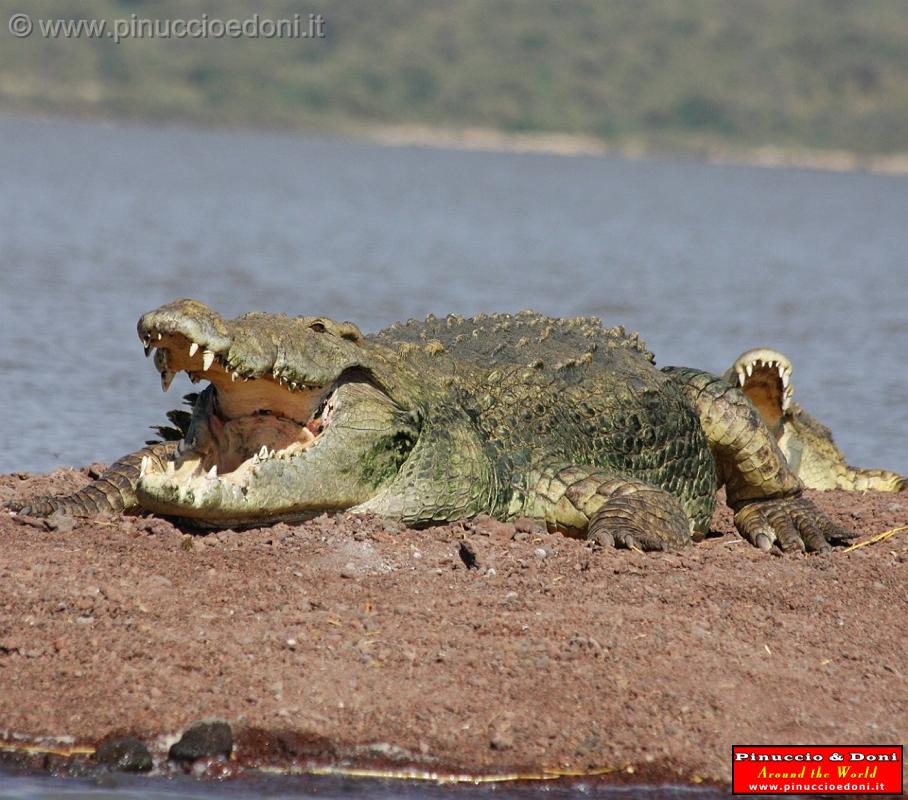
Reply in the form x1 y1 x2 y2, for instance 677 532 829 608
726 348 793 434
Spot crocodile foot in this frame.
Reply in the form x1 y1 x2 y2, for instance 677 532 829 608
733 496 856 554
584 478 692 552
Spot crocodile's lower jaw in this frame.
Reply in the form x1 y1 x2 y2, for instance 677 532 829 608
137 402 331 526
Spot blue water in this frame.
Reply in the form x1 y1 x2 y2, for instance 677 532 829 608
0 116 906 475
0 769 729 799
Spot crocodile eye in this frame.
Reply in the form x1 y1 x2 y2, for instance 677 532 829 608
338 322 363 343
309 321 327 333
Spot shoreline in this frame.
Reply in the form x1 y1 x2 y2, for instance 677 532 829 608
1 467 906 788
4 110 907 176
366 124 908 176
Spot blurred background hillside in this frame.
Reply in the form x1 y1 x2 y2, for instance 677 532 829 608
1 0 907 159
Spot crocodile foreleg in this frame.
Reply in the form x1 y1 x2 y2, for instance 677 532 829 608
6 442 176 518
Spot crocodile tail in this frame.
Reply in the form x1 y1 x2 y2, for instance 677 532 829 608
6 442 176 518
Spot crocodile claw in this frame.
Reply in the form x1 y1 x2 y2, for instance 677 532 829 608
734 496 857 554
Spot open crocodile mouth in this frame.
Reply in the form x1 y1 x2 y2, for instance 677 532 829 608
730 348 793 433
138 329 335 498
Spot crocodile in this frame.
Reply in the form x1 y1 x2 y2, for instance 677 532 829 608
725 348 907 492
7 300 855 554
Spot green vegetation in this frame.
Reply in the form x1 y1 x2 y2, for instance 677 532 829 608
1 0 907 155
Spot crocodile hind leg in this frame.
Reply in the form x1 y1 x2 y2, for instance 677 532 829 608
662 367 856 553
525 466 693 551
6 442 176 518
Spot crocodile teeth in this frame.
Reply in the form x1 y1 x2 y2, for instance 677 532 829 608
258 445 269 461
781 370 790 389
206 465 218 480
189 342 199 357
745 363 753 377
161 370 175 392
736 367 746 386
157 332 162 340
202 350 215 371
231 371 238 382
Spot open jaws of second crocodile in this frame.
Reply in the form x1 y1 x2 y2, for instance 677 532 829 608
731 348 793 409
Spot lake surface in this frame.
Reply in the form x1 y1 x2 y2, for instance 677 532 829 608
0 769 736 800
1 117 906 477
0 117 907 476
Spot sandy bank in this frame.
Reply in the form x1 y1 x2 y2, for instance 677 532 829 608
0 468 906 786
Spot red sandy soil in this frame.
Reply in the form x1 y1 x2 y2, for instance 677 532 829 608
1 467 906 785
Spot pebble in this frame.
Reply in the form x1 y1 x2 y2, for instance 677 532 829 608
100 584 126 604
472 515 515 539
383 520 406 533
168 720 233 761
137 518 175 536
44 515 75 533
490 729 514 750
94 735 153 772
458 540 479 569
